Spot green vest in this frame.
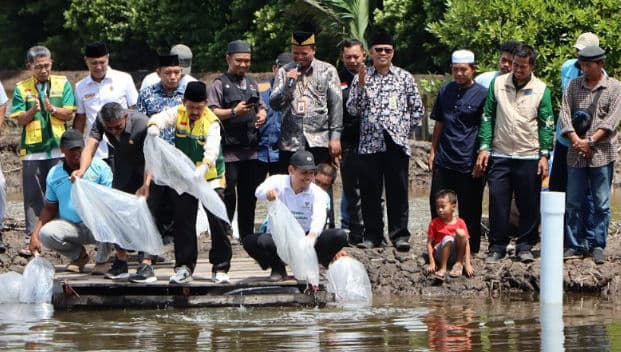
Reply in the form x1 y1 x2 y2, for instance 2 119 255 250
174 105 225 180
13 75 73 157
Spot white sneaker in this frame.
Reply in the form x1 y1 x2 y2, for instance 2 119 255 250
169 265 193 284
213 271 230 284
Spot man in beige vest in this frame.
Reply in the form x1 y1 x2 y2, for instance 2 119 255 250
474 43 554 264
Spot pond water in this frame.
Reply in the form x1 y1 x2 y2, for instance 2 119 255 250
0 295 619 351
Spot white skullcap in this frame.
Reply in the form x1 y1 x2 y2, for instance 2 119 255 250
451 50 475 64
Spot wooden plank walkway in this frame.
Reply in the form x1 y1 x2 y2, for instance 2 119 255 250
52 257 333 310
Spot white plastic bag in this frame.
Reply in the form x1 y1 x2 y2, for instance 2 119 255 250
19 256 55 304
327 256 372 306
267 199 319 286
196 202 210 237
72 178 164 254
0 167 6 225
144 135 229 224
0 271 23 303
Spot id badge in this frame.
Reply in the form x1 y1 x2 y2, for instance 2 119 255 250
295 97 307 115
388 95 398 110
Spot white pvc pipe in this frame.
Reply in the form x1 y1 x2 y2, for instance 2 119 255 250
540 191 566 305
540 303 564 351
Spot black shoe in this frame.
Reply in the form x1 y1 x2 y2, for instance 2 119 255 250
395 239 411 252
105 258 129 280
269 263 287 281
357 240 380 249
0 233 5 254
129 263 157 283
517 250 535 263
563 248 583 260
485 251 505 264
592 247 606 265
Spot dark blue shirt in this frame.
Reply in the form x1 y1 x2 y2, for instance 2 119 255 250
258 81 281 163
431 81 487 173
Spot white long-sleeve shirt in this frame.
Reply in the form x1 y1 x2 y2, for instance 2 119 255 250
149 105 221 164
255 174 329 235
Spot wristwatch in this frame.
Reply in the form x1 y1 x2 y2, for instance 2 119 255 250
230 108 237 118
539 150 550 158
588 136 595 147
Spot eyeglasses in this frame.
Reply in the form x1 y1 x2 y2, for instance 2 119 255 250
373 47 393 54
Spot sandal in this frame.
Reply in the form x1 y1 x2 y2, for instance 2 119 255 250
449 264 463 278
434 272 446 282
19 247 33 257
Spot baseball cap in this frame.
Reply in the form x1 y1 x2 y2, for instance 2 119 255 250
574 32 599 50
289 151 316 170
170 44 192 75
60 129 85 149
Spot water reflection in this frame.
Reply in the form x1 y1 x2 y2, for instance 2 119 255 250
0 297 619 350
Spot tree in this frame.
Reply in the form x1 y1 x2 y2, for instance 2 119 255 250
427 0 621 100
302 0 370 49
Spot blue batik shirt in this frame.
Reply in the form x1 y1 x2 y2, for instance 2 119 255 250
258 81 281 164
137 82 185 144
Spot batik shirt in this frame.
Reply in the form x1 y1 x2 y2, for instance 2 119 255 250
347 65 424 156
137 82 185 144
269 58 343 151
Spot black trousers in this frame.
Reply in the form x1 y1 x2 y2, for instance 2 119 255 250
358 133 410 245
147 184 199 272
257 160 280 183
340 143 364 241
549 142 568 192
242 228 348 269
207 188 232 273
487 157 541 254
224 160 259 238
429 166 485 253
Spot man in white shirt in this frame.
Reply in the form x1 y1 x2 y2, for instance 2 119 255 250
243 151 348 281
73 42 138 160
140 44 197 91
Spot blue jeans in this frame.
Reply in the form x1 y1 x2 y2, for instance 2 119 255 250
565 163 613 251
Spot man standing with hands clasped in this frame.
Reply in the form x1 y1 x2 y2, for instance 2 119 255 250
559 46 621 264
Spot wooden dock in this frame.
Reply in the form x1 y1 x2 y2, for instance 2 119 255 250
52 257 333 310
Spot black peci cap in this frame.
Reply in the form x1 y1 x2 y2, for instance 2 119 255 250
85 42 108 58
183 81 207 102
158 54 180 67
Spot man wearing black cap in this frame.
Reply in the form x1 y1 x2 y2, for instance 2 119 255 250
148 81 231 284
28 129 113 272
208 40 267 241
560 45 621 265
257 52 294 182
243 150 348 281
270 30 343 172
140 44 197 91
347 30 424 251
74 42 138 160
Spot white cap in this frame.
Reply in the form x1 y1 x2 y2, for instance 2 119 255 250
574 32 599 50
451 49 475 64
170 44 192 75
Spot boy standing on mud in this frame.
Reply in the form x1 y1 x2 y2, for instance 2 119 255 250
426 190 474 281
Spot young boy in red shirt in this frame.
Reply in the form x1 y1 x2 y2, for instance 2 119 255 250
427 189 475 280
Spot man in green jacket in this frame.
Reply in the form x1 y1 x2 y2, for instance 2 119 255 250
474 43 554 264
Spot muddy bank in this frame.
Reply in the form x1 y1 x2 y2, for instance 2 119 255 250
2 133 621 297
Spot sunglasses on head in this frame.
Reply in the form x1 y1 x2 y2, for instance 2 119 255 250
374 47 393 54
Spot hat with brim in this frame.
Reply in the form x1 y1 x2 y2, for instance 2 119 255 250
61 129 85 149
574 32 599 50
290 150 316 170
578 45 606 62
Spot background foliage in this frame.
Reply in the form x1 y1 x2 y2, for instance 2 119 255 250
1 0 620 99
